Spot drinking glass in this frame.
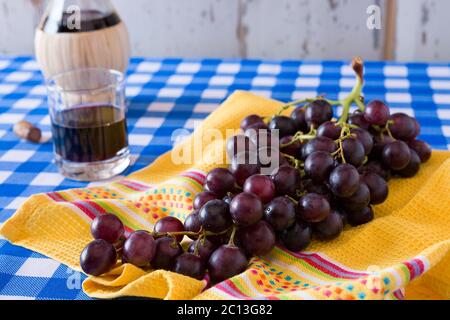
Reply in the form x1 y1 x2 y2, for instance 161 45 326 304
47 68 130 181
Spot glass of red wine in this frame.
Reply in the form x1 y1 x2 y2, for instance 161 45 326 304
47 68 130 181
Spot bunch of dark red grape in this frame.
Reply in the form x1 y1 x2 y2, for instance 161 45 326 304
79 57 432 283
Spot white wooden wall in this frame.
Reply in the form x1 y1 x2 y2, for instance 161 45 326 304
0 0 449 61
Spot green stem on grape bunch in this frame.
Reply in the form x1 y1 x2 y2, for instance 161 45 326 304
285 195 298 204
228 226 237 246
337 57 365 125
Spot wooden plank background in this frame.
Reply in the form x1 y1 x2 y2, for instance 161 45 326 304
0 0 448 61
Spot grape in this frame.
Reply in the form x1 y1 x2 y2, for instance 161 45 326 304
184 210 201 240
279 222 312 252
348 111 370 130
206 229 232 246
236 220 276 256
208 245 248 283
280 135 302 157
230 192 263 226
199 199 232 233
226 135 255 158
364 100 390 125
205 168 236 197
350 128 373 155
408 139 431 163
80 239 117 276
382 140 411 170
172 253 205 280
243 174 275 203
297 193 331 223
302 180 332 202
244 122 268 135
301 136 337 160
122 231 156 267
388 113 418 141
371 133 395 160
304 151 335 182
187 238 216 265
240 114 264 131
313 210 343 241
305 99 333 128
359 160 391 181
347 206 374 226
329 164 360 197
342 137 365 167
230 152 260 186
271 165 300 197
154 216 185 242
317 121 341 140
264 196 296 231
395 149 421 177
361 172 388 204
193 191 218 210
339 182 371 212
268 116 298 138
247 129 277 150
290 107 309 133
151 236 182 270
90 214 124 244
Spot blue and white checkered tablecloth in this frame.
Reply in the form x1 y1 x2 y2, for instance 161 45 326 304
0 56 449 300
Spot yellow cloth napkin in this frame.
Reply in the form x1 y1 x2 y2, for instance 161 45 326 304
1 91 449 300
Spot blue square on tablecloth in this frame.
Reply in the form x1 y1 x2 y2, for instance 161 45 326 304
0 275 48 297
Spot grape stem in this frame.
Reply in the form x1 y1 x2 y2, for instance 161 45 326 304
337 57 365 124
227 226 237 246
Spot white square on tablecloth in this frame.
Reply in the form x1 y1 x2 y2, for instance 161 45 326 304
176 62 201 74
167 75 193 85
15 258 60 278
20 60 40 71
209 76 234 86
193 103 218 113
433 94 450 104
441 126 450 137
340 65 353 76
295 77 320 88
299 64 323 76
389 108 414 116
249 90 272 98
157 87 184 98
385 93 412 103
184 119 202 129
384 79 410 89
257 64 281 75
437 109 450 120
0 113 24 124
29 85 47 96
126 86 142 97
5 72 33 82
0 171 12 183
427 66 450 78
12 98 43 109
383 66 408 77
147 102 174 112
128 134 153 146
0 84 17 95
136 61 161 73
339 78 356 88
5 197 28 209
0 150 34 162
252 77 276 87
39 115 51 125
0 60 10 70
135 117 165 128
30 172 64 186
430 80 450 90
201 89 227 99
127 74 152 84
0 295 36 300
216 63 240 74
291 91 318 100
